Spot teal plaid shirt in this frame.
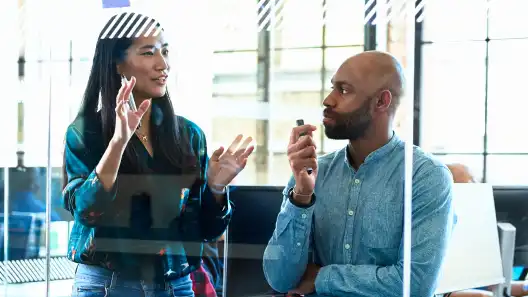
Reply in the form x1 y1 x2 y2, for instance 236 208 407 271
62 105 231 281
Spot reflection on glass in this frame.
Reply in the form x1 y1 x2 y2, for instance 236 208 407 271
420 42 486 154
487 40 528 153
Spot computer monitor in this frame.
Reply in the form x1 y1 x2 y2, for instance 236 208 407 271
223 185 284 297
0 212 43 260
493 186 528 267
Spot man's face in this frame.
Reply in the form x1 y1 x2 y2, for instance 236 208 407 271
322 60 375 141
323 96 373 140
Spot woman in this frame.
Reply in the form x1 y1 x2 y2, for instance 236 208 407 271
62 12 253 297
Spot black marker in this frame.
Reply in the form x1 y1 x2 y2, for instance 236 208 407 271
121 75 141 129
296 119 313 175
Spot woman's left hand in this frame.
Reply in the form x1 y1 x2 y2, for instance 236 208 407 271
207 134 254 194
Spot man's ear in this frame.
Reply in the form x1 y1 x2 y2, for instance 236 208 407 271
376 90 392 111
116 63 122 75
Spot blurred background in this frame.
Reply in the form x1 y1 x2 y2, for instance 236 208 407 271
0 0 527 296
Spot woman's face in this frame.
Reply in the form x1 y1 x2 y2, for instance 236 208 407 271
117 31 170 99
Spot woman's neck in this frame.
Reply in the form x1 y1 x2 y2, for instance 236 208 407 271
135 97 152 133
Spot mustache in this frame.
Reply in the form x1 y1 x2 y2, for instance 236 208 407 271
323 108 340 118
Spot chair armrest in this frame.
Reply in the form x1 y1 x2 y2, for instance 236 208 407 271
492 222 516 297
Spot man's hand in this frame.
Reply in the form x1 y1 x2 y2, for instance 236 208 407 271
288 263 321 295
287 124 318 204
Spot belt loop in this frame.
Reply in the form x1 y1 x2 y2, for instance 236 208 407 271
109 271 117 289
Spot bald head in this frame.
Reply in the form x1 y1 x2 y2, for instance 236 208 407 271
446 163 476 183
339 51 405 112
323 51 406 141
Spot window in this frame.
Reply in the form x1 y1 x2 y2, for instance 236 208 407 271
488 0 528 39
324 46 364 87
324 0 365 46
421 0 487 42
269 48 323 152
49 62 74 167
487 40 528 153
487 155 528 185
272 48 322 72
212 51 259 102
270 49 322 105
433 154 485 183
420 42 486 154
420 0 528 184
213 51 258 75
211 0 258 51
272 0 324 49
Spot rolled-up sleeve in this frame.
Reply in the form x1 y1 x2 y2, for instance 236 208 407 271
263 176 314 293
62 125 117 227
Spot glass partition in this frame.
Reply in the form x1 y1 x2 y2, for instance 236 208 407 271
4 1 526 297
420 0 528 296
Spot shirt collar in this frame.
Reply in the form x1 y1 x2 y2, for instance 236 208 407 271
343 132 402 167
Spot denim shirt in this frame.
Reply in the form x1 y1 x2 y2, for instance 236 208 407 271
263 134 455 297
62 106 232 281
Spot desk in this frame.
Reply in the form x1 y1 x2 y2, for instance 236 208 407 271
0 279 73 297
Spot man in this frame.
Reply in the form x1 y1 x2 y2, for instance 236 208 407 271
263 51 455 297
446 163 477 183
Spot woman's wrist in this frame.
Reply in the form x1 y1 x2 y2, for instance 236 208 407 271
110 136 128 152
210 186 226 196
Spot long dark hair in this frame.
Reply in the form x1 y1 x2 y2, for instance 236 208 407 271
62 12 196 188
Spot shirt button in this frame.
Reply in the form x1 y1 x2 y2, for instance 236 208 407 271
354 179 360 184
345 244 351 250
348 210 354 216
297 242 301 247
301 214 307 219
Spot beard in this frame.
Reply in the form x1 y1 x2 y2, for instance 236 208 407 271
323 99 372 140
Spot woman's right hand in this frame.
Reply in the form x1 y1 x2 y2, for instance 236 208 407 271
112 76 151 146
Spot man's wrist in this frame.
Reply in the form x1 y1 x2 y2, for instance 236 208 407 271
288 187 316 208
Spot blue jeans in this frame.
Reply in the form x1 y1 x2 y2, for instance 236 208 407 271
72 264 195 297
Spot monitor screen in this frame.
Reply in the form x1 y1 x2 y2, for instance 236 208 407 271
224 185 284 297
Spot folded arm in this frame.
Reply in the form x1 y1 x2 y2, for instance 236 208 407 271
62 124 122 227
314 166 455 296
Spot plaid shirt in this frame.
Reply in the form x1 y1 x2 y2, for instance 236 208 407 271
62 106 232 281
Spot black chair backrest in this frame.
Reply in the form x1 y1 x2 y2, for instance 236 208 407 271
225 186 284 297
493 186 528 266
